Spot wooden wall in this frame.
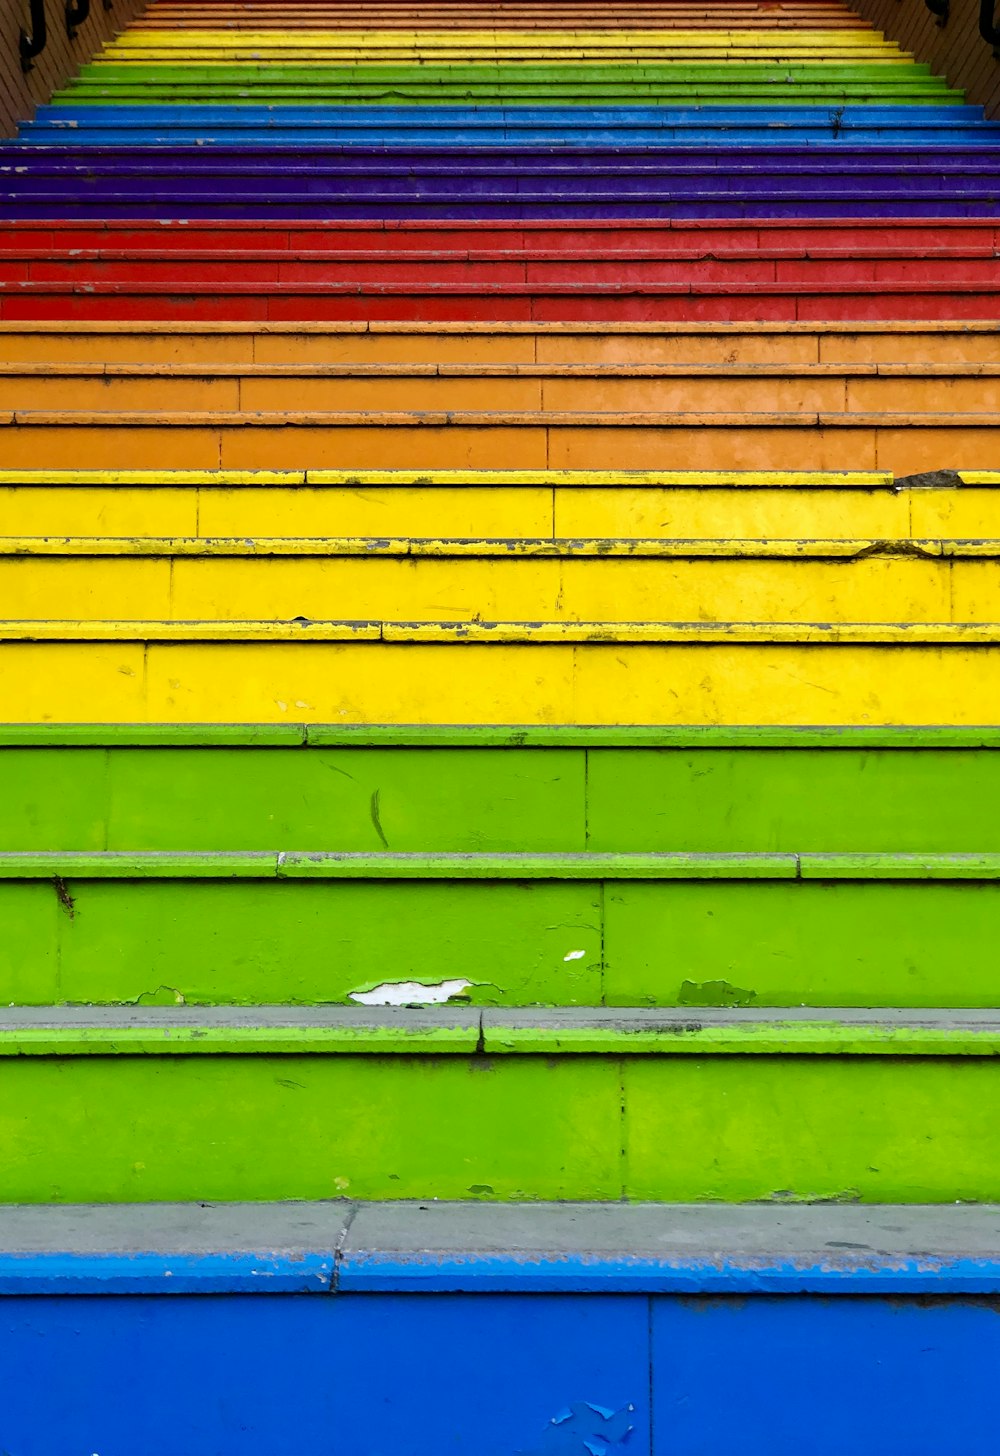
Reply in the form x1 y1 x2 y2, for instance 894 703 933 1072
852 0 1000 117
1 0 147 136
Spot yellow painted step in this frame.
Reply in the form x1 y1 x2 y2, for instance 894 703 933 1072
0 470 995 539
2 413 997 474
2 628 999 725
2 362 995 414
4 538 998 623
2 324 992 370
99 46 904 61
110 28 891 44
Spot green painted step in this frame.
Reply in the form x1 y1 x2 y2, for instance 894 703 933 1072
58 61 959 104
2 727 1000 855
60 85 958 102
5 851 1000 1008
0 1006 997 1205
66 62 946 85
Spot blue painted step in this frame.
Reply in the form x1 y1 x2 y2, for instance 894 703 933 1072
22 102 1000 147
2 1203 1000 1456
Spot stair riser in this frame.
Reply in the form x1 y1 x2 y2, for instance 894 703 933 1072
9 200 999 220
5 874 1000 1007
1 1051 997 1202
37 103 976 122
0 375 994 412
5 220 997 250
1 324 993 364
6 144 995 169
2 640 1000 723
4 740 1000 854
8 258 1000 284
63 87 958 104
5 483 989 540
22 128 997 146
9 293 1000 322
1 555 996 624
1 420 995 474
0 1287 992 1456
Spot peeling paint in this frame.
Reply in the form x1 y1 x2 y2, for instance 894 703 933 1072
520 1401 635 1455
563 950 586 962
349 979 472 1006
134 986 187 1007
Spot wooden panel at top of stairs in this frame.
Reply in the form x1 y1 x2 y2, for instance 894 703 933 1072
852 0 1000 119
0 0 149 137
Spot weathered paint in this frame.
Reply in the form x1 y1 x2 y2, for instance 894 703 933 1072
6 638 1000 723
2 1287 999 1453
3 547 999 626
8 857 1000 1005
1 1006 999 1056
6 1199 1000 1292
0 1292 655 1456
0 1024 999 1201
5 855 1000 1003
0 463 995 542
5 737 1000 852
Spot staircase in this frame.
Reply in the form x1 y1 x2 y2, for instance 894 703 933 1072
2 1 1000 1451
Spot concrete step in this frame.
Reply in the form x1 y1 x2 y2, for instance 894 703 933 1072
0 1005 997 1202
2 619 1000 724
4 359 1000 413
0 1200 997 1456
23 103 995 146
133 2 876 28
98 32 911 63
2 401 997 474
3 465 993 540
5 850 1000 1006
1 318 994 363
2 258 997 319
3 144 997 218
5 223 997 320
5 535 1000 624
4 722 1000 855
5 218 992 251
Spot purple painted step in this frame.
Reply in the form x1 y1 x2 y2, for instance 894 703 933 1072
4 197 998 218
2 144 999 172
0 144 998 217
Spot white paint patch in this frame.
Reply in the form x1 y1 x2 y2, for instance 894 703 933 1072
350 979 472 1007
563 950 586 962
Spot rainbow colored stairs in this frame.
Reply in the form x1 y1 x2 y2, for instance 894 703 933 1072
2 1 1000 1451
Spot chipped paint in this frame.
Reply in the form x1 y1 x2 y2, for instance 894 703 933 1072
520 1401 635 1455
349 979 473 1006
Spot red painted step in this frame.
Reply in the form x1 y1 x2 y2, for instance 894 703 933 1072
3 217 998 253
2 284 998 321
4 220 996 322
1 245 996 280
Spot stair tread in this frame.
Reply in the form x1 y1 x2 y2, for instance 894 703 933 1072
4 619 1000 641
2 535 998 556
1 1200 998 1296
4 848 1000 875
0 1004 998 1059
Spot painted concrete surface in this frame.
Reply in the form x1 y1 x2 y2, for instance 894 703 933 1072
2 1200 999 1292
0 1287 998 1454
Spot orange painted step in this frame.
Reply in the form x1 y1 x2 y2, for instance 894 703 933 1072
2 321 995 366
1 360 996 413
3 410 996 474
